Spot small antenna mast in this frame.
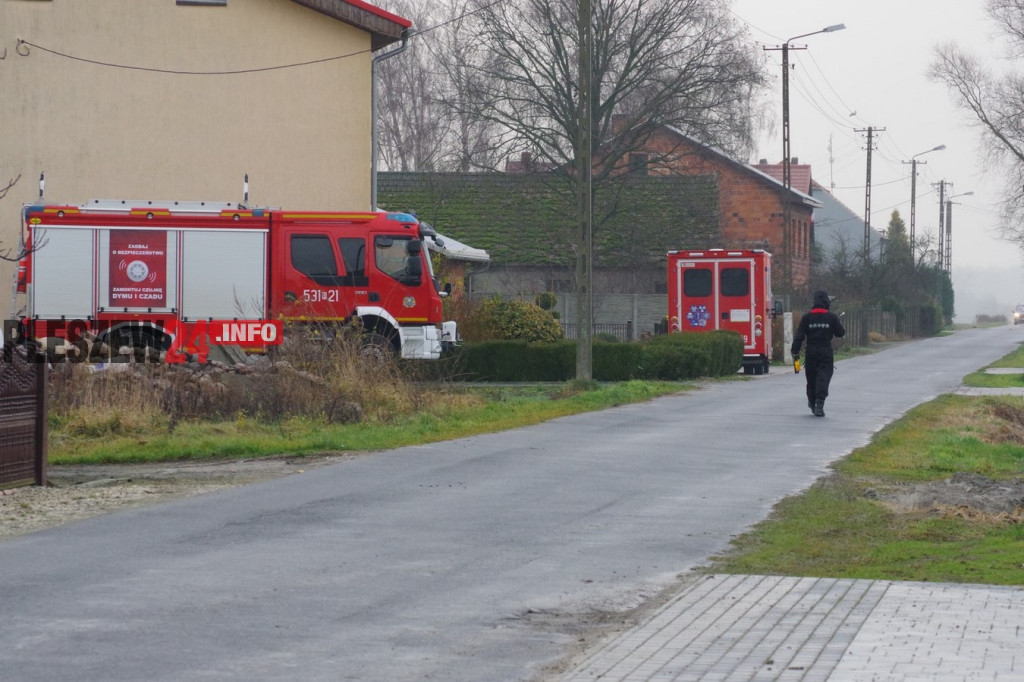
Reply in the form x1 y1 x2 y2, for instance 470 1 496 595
828 135 835 193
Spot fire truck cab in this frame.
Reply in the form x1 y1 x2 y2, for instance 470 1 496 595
667 248 782 374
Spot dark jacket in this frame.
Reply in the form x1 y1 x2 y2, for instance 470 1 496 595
791 290 846 359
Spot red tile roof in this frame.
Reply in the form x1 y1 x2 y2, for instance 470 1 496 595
753 162 813 196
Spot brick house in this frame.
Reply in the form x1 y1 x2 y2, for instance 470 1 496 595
619 126 821 289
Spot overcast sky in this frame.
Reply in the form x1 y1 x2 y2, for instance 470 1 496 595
730 0 1023 319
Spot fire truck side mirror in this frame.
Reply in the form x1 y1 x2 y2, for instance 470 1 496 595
771 300 784 318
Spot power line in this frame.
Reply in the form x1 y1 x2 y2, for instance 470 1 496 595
12 0 503 76
15 38 373 76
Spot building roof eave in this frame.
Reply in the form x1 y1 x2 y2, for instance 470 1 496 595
290 0 412 51
659 125 822 209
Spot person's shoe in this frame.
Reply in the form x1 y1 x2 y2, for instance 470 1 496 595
813 400 825 417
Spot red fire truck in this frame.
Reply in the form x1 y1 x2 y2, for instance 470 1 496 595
16 200 461 361
666 248 782 374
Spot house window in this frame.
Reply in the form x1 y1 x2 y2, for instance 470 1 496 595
628 153 649 176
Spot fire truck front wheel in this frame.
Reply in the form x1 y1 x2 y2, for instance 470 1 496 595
359 332 397 362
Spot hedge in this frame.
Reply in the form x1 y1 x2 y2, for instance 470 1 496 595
443 330 744 382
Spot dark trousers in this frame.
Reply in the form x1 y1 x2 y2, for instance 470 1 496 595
804 353 835 404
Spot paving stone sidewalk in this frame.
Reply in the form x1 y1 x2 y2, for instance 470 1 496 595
561 574 1024 681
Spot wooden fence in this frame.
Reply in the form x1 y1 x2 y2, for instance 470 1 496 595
837 308 898 348
0 343 48 489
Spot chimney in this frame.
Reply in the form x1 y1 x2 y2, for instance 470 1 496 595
791 157 799 164
521 151 532 168
611 114 629 135
758 158 768 165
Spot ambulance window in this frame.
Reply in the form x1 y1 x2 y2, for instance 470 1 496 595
337 237 368 286
291 235 339 285
720 268 749 297
683 269 712 297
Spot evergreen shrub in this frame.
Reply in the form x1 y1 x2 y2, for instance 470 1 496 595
453 330 742 381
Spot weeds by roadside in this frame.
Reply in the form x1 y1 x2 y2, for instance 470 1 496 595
46 326 691 464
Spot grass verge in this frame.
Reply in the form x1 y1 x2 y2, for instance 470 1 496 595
962 341 1024 388
704 391 1024 585
49 381 690 465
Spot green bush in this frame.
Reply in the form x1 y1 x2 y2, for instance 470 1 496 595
453 330 742 381
456 340 573 381
594 341 644 381
461 297 565 343
534 292 557 311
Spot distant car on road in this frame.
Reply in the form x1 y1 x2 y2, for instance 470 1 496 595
1014 304 1024 325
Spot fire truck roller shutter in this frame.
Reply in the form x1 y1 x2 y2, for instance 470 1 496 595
180 229 268 321
31 226 95 319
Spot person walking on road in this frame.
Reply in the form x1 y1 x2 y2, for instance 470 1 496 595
791 290 846 417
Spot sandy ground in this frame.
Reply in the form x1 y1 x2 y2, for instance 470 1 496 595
0 455 351 542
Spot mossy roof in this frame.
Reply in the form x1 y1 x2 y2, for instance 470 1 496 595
377 172 720 269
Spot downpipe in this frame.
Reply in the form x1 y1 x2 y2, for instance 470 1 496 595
371 29 410 211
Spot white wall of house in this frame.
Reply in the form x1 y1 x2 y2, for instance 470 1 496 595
1 0 377 312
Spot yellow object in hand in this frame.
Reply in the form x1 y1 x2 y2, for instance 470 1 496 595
793 358 801 373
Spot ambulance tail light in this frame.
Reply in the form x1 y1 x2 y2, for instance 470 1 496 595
669 315 680 332
754 314 763 338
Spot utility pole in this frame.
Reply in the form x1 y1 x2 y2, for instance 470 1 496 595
945 199 953 272
764 23 844 290
855 126 884 262
935 180 948 266
828 134 835 193
575 0 593 381
763 41 807 289
902 145 945 257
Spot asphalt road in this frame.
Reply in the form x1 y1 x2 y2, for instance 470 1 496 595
1 326 1020 682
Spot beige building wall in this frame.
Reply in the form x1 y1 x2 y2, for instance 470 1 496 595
1 0 383 314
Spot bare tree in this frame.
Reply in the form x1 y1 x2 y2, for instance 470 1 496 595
375 0 501 172
461 0 767 184
0 175 26 263
375 2 449 171
426 1 506 171
930 1 1024 248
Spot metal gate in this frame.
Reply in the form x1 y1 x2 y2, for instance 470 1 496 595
0 343 48 488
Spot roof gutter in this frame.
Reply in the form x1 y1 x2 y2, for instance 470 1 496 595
370 28 410 211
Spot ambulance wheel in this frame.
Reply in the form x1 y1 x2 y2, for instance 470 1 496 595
743 365 754 375
762 357 771 374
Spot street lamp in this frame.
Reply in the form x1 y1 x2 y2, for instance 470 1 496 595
904 144 946 253
771 23 845 289
944 191 973 272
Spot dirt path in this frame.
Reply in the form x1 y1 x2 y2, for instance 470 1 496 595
0 454 351 542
